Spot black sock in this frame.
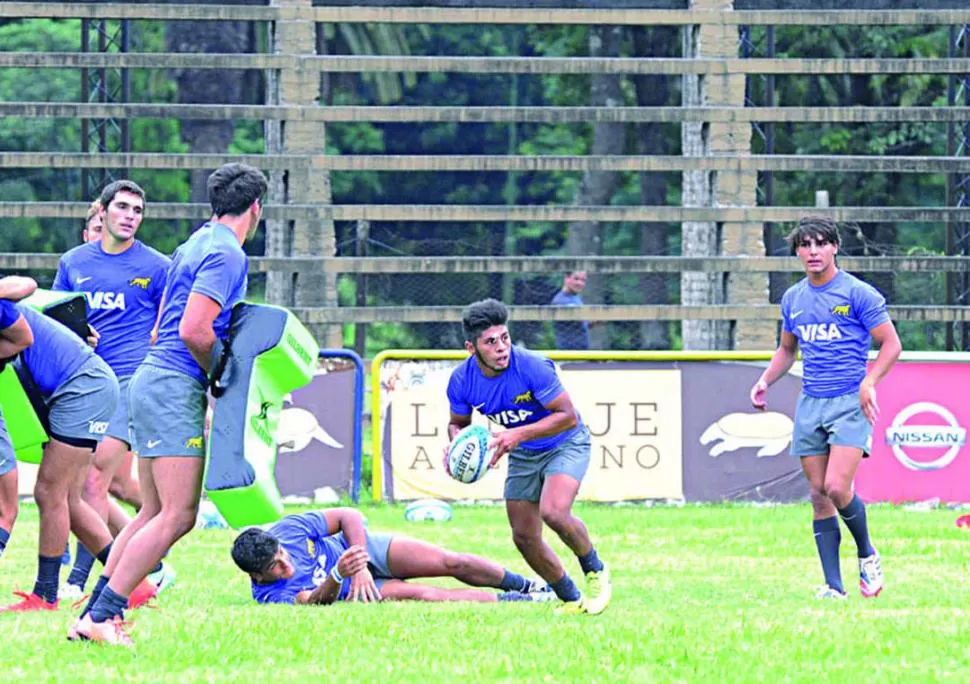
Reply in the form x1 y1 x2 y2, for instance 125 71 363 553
549 574 581 602
499 570 529 593
0 527 9 558
578 548 604 574
66 543 98 590
150 561 163 574
838 494 875 558
95 541 113 566
813 516 844 593
89 586 128 624
33 555 62 604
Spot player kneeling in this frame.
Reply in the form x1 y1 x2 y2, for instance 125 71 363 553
232 507 551 605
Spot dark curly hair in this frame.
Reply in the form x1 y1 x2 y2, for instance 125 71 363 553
462 298 509 343
231 527 280 575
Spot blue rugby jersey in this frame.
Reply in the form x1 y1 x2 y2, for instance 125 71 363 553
54 240 170 377
12 303 95 397
143 223 247 384
447 345 582 451
781 270 890 398
251 512 352 604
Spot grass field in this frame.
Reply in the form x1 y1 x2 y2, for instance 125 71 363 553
1 502 968 682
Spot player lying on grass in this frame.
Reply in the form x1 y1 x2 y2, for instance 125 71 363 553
232 508 552 605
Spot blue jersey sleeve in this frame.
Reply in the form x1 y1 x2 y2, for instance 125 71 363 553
273 511 331 543
52 256 71 291
191 247 247 308
0 300 20 330
150 256 171 307
851 281 891 332
446 366 471 416
529 356 566 405
780 290 794 334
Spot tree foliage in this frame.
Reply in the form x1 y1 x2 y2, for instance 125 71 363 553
0 18 960 350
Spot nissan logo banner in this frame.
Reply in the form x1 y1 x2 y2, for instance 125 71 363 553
379 357 970 503
855 361 970 503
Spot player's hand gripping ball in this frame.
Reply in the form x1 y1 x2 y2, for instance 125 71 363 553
446 424 493 484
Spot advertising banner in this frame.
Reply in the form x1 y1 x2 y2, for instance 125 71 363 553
275 363 358 498
679 362 806 502
382 361 684 502
855 362 970 503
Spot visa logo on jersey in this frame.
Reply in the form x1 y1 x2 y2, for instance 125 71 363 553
486 409 534 426
796 323 843 342
84 292 126 310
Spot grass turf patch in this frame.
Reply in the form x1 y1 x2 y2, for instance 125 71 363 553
0 503 968 681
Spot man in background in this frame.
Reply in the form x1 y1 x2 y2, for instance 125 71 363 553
550 271 590 350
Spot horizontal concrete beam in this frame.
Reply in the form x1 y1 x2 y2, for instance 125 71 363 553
0 202 968 223
4 152 970 174
6 53 970 76
2 103 969 124
288 304 970 324
2 254 966 275
1 3 969 26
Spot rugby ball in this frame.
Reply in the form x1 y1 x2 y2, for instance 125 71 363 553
446 424 493 484
404 499 453 522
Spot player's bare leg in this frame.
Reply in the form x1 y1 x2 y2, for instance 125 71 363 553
108 449 142 510
385 536 538 595
0 469 18 560
377 579 500 603
801 454 845 598
827 445 881 597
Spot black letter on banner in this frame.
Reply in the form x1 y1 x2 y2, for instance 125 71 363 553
631 403 658 436
410 446 434 470
411 403 439 437
587 402 614 437
635 444 660 469
600 444 624 469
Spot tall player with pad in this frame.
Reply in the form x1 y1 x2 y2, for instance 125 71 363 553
70 163 267 646
445 299 612 615
53 180 174 600
750 215 902 600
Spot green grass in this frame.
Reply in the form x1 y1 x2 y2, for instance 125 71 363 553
1 503 969 681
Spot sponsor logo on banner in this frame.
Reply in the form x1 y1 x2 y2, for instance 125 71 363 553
387 367 684 501
699 411 793 458
885 401 966 471
277 395 344 452
855 362 970 503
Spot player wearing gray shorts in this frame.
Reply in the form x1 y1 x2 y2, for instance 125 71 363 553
750 216 902 601
0 298 119 613
445 299 611 616
73 163 268 647
232 508 550 605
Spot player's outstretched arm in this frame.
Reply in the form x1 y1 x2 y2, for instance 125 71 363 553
321 507 368 548
750 331 799 411
0 276 37 302
320 508 382 601
295 545 369 606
